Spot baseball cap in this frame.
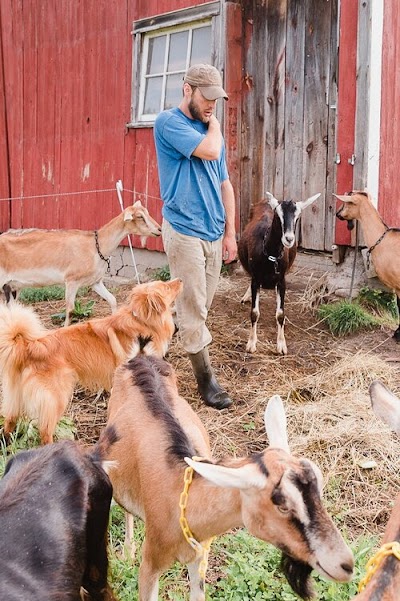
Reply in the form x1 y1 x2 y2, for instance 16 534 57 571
184 64 228 101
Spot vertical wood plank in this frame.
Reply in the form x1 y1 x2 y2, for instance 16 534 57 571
324 0 339 251
284 1 305 201
263 0 287 200
300 0 332 250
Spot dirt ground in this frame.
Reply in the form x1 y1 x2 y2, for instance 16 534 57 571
29 261 400 540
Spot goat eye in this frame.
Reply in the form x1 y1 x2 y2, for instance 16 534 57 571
277 505 290 514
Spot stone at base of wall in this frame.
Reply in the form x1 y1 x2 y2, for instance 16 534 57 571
105 245 389 298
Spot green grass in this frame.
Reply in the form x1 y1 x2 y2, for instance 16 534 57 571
18 285 89 304
318 300 379 336
0 416 76 477
107 509 377 600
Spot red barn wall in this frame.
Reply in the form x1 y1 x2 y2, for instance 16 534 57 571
379 1 400 227
0 0 211 252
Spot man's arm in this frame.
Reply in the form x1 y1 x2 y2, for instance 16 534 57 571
221 178 237 263
192 115 222 161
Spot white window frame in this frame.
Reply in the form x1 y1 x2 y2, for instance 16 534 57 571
128 2 223 128
138 21 212 123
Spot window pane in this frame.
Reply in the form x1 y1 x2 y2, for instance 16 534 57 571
168 31 188 71
147 36 166 74
143 76 163 114
164 73 183 109
190 27 211 64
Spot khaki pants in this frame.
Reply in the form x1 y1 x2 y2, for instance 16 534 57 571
162 219 222 354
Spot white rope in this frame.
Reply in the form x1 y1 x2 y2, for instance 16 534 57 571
0 188 116 202
0 187 163 204
115 180 141 285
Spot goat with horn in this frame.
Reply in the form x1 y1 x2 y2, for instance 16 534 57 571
238 192 321 354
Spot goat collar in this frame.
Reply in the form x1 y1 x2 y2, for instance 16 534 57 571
179 457 214 581
94 230 111 272
358 541 400 593
368 227 390 255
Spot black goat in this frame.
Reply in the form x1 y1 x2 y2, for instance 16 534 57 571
0 429 118 601
238 192 320 354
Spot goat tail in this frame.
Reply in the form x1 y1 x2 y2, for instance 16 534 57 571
90 425 120 473
0 302 47 370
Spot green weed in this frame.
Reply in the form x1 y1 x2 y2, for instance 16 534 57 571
357 286 398 319
318 301 378 336
51 299 95 324
152 265 171 282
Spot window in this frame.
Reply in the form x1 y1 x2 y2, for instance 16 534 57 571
130 2 221 127
139 23 211 121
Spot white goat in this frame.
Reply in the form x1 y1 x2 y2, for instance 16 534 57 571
352 380 400 600
335 190 400 341
0 201 161 325
105 355 354 601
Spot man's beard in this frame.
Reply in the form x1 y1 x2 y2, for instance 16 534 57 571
188 98 209 123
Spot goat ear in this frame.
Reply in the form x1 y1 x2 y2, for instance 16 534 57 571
264 395 290 453
370 380 400 436
185 458 267 490
124 209 134 222
266 192 279 210
298 193 321 210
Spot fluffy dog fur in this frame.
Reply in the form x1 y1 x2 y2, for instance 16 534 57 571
0 278 183 445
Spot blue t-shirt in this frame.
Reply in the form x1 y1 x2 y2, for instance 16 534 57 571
154 107 229 241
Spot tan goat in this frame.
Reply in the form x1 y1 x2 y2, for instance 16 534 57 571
0 201 162 325
335 190 400 341
352 380 400 600
105 355 354 601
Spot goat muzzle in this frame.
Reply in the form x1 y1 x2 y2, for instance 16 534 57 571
335 206 355 230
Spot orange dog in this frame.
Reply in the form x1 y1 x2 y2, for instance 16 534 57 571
0 278 182 444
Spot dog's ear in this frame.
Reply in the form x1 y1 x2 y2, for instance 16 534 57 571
131 288 167 321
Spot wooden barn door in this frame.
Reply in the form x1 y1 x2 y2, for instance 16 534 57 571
240 0 338 252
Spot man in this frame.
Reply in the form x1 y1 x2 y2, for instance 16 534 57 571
154 63 237 410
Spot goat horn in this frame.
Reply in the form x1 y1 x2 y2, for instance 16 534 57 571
333 193 352 202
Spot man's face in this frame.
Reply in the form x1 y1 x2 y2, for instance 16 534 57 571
188 88 217 123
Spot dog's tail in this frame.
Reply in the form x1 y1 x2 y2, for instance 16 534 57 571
0 302 47 370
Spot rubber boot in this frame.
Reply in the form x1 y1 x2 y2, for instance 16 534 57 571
188 347 233 410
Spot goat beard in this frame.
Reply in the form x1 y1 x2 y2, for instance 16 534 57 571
280 553 315 600
346 219 355 231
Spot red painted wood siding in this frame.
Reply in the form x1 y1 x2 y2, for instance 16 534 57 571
334 0 358 245
379 1 400 227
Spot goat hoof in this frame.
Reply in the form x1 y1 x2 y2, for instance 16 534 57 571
245 343 257 353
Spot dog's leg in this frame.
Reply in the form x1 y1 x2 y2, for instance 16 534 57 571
107 328 127 365
3 416 17 440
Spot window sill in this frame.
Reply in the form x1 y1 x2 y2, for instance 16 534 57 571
126 121 155 129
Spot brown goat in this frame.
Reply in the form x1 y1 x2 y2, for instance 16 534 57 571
0 428 118 600
352 380 400 600
0 201 162 325
105 355 354 601
335 190 400 341
238 192 320 354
